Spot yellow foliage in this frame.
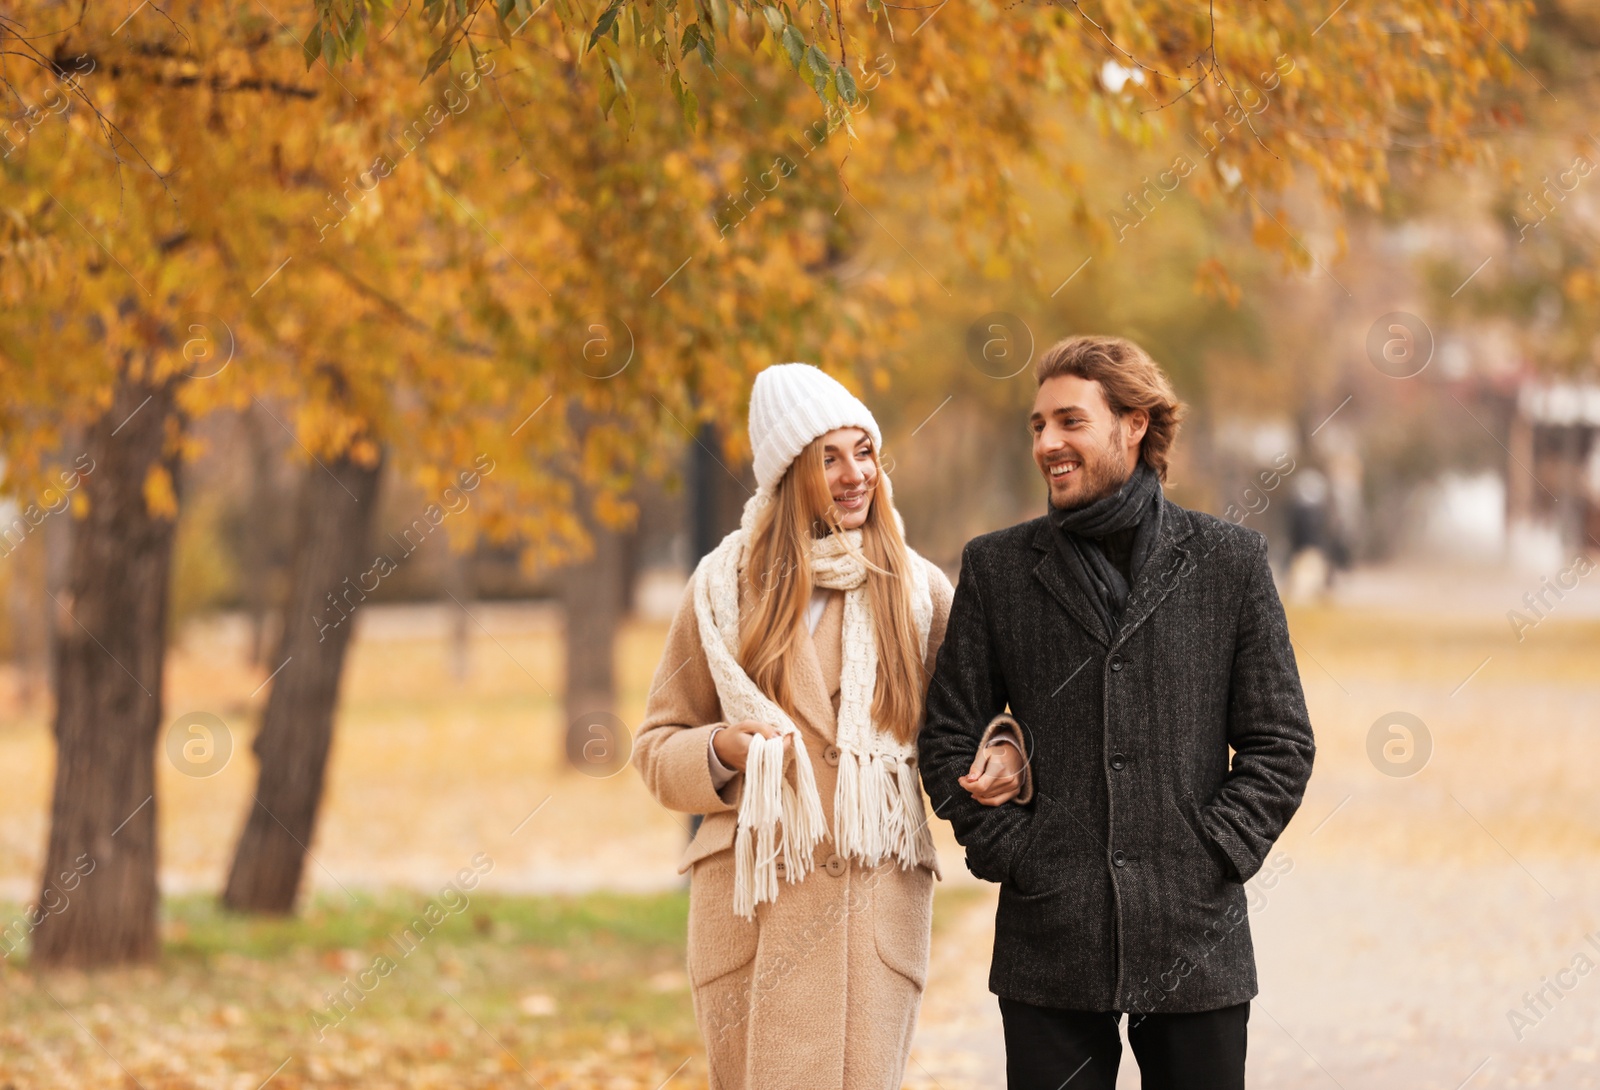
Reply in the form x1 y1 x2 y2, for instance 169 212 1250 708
0 0 1536 567
144 465 179 520
1192 258 1242 308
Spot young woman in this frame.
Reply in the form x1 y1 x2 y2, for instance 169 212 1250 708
634 363 1028 1090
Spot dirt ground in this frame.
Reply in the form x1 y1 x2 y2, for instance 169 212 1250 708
0 562 1596 1087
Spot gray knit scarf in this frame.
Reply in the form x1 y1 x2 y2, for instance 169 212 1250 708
1046 459 1164 639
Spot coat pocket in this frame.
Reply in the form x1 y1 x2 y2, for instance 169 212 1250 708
679 812 736 874
1174 791 1233 882
872 863 934 991
687 849 761 987
1007 790 1064 897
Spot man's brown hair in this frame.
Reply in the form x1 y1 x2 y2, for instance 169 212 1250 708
1033 335 1188 481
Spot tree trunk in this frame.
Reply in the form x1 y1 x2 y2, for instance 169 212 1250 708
240 406 279 668
561 515 631 772
684 422 745 840
29 371 181 969
221 448 383 914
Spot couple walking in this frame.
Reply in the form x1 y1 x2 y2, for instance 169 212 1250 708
634 335 1316 1090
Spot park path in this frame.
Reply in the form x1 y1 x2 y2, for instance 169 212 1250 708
903 885 1007 1090
906 861 1600 1090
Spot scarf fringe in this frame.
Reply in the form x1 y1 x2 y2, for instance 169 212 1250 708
833 747 939 871
897 754 938 868
732 732 830 919
702 486 937 922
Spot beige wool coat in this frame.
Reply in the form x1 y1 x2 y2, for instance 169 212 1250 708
634 555 957 1090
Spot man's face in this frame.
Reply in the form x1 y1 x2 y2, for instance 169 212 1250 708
1030 374 1146 510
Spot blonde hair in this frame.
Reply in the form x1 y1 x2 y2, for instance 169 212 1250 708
737 435 926 744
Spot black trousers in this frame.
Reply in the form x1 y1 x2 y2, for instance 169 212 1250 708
999 996 1249 1090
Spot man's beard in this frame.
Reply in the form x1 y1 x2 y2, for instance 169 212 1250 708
1055 429 1132 511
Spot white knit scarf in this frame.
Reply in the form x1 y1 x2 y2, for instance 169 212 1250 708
693 487 939 919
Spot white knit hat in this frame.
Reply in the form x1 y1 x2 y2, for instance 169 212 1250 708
747 363 882 491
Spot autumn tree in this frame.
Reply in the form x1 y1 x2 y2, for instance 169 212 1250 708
0 0 911 952
302 0 1545 785
312 0 1535 284
2 0 1540 958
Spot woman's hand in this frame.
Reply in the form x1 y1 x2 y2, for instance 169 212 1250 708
960 740 1025 806
712 721 791 773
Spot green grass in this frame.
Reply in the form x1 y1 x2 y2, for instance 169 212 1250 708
159 888 690 960
0 890 699 1087
0 885 987 1089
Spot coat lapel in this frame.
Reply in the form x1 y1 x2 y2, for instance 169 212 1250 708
1030 519 1113 647
789 599 840 744
1109 499 1196 653
737 580 838 744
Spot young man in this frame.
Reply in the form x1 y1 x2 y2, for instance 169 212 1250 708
918 335 1316 1089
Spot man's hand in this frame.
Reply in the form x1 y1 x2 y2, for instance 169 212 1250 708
711 720 791 772
960 740 1025 806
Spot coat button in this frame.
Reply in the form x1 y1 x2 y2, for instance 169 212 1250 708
1110 752 1126 770
1112 849 1127 867
824 853 846 877
823 744 840 767
1109 654 1124 672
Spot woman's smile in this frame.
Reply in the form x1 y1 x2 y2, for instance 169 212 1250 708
820 425 877 529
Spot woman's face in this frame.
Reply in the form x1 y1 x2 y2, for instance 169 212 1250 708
819 427 877 531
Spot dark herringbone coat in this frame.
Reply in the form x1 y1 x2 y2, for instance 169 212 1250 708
917 497 1315 1014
